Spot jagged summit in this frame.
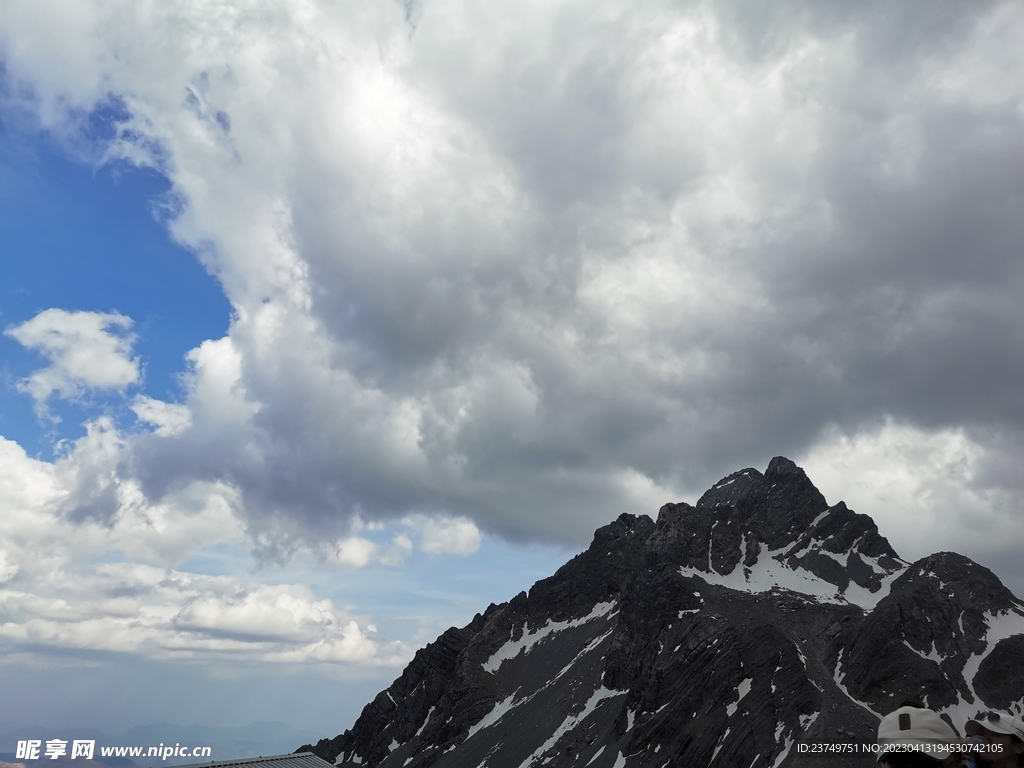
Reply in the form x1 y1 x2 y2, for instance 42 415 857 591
650 456 904 608
300 457 1024 768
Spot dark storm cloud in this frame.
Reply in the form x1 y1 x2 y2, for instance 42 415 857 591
255 0 1023 540
288 0 1024 503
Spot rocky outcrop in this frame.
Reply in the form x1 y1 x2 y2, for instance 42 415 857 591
299 457 1024 768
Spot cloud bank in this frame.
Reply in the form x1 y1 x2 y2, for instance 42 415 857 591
0 431 415 666
3 0 1024 663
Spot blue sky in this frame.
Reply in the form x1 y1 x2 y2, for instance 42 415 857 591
3 0 1024 747
0 117 230 452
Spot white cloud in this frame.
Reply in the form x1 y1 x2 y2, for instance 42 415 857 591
51 416 125 522
419 516 482 556
0 550 19 583
173 585 337 641
800 420 1024 564
328 537 378 570
0 429 409 665
380 533 413 566
131 396 192 436
0 427 458 666
5 309 140 416
264 621 382 663
0 570 409 665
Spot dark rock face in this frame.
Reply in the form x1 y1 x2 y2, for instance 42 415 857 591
976 636 1024 710
299 457 1024 768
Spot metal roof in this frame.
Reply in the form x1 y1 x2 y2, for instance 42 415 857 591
176 752 333 768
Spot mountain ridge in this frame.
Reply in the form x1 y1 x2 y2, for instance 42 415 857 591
300 457 1024 768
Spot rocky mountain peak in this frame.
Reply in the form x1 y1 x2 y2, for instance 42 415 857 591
300 458 1024 768
693 465 763 510
651 457 904 608
523 513 656 624
889 551 1022 610
591 512 656 546
694 456 831 547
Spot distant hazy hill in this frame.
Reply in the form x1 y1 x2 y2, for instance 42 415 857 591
1 721 320 767
301 457 1024 768
117 721 321 760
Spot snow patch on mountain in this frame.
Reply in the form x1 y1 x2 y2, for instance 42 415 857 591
482 601 617 673
546 627 615 688
467 692 518 739
961 607 1024 699
680 541 904 609
833 648 881 718
520 687 625 768
710 726 730 763
770 737 793 768
727 677 753 716
903 639 944 663
413 706 434 738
